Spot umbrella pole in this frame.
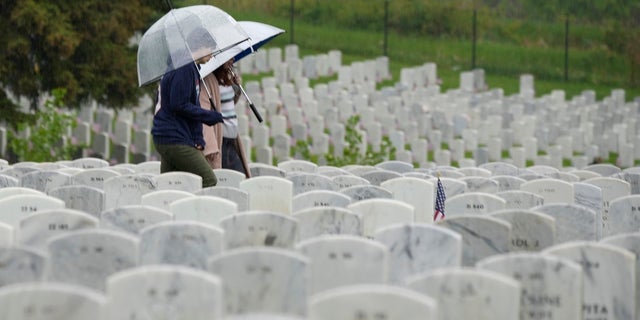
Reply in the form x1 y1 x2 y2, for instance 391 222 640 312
230 69 263 123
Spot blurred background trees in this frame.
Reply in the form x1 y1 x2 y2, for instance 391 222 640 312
0 0 165 118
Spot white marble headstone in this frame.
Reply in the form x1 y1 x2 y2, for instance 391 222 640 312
375 160 414 173
170 195 238 227
348 199 414 238
196 186 249 212
0 247 48 288
331 174 370 189
583 163 622 177
70 168 120 189
0 194 65 228
360 170 402 186
584 177 631 235
479 162 519 176
0 174 19 188
135 161 161 175
572 182 603 240
495 190 545 209
406 268 520 320
240 176 293 214
375 223 462 284
493 175 527 191
340 185 393 203
106 265 223 320
100 205 173 234
155 171 202 193
71 157 110 169
48 185 105 217
278 159 318 173
520 178 574 205
219 211 298 249
532 203 598 243
139 221 224 270
18 209 98 249
20 170 71 193
543 241 636 320
287 173 339 195
140 189 195 212
293 206 362 240
0 222 13 247
292 190 352 212
477 252 583 320
309 284 437 320
0 187 45 200
436 177 467 198
46 229 139 291
213 168 246 188
600 232 640 320
444 192 506 216
436 214 511 266
459 177 499 193
104 174 158 210
0 282 106 320
208 247 309 316
490 209 556 252
296 235 389 294
248 163 286 178
607 195 640 237
381 177 435 223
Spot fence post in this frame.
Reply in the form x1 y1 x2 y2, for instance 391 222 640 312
383 0 389 57
472 9 477 69
290 0 295 44
564 16 569 82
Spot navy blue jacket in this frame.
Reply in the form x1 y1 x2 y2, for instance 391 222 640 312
152 63 222 148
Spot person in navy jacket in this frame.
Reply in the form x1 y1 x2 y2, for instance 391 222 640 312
152 28 224 187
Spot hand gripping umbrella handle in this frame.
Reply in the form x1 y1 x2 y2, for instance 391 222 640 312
230 69 263 123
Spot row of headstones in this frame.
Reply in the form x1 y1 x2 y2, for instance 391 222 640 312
2 158 640 237
0 228 637 319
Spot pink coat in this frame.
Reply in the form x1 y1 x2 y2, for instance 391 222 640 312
199 74 251 178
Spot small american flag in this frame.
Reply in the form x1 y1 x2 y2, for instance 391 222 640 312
433 176 446 222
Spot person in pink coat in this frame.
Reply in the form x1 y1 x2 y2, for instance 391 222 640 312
199 59 251 178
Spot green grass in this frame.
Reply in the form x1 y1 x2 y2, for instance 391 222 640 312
217 9 640 100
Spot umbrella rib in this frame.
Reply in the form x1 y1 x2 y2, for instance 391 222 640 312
212 38 251 57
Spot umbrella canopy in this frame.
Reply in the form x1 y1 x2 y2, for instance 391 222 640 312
199 21 285 78
137 5 250 87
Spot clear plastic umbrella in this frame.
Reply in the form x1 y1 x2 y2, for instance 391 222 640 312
136 5 249 87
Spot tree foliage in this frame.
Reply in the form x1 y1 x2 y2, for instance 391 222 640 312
0 0 165 116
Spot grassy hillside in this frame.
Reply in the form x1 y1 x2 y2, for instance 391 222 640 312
197 3 639 101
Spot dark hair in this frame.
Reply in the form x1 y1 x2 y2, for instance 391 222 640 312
213 59 236 86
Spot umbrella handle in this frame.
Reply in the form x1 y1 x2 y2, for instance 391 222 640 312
239 85 263 123
230 69 263 123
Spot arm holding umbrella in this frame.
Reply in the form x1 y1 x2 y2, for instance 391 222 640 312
164 63 223 126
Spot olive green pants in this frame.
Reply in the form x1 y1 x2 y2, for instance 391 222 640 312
154 143 217 188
